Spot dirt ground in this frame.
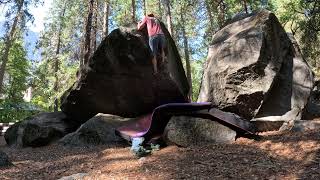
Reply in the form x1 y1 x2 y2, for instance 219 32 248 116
0 130 319 180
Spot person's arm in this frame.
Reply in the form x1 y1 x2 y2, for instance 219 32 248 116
137 16 147 30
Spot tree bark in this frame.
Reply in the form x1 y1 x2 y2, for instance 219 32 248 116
53 2 66 112
163 0 174 36
218 0 226 29
180 6 192 100
205 0 214 38
102 0 110 38
92 0 98 52
83 0 95 66
0 0 24 94
131 0 136 23
243 0 248 14
143 0 146 16
158 0 163 21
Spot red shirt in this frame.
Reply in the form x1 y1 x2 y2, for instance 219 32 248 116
138 16 164 37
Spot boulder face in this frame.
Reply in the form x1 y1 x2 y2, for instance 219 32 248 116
61 23 189 122
303 80 320 120
255 33 314 129
163 116 236 147
4 112 78 147
198 10 314 124
59 114 135 146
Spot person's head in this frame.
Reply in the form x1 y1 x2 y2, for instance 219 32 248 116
147 13 155 17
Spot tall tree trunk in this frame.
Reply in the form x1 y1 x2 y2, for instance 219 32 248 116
79 15 86 67
0 0 24 94
92 0 98 52
205 0 214 38
218 0 226 29
102 0 109 37
243 0 248 14
158 0 163 21
131 0 136 22
143 0 146 16
163 0 174 36
83 0 95 66
180 6 192 100
54 2 66 112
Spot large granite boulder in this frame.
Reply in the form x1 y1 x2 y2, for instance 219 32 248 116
290 120 320 132
61 22 189 123
0 151 12 167
163 116 236 147
4 112 78 147
198 10 314 130
59 114 135 146
303 80 320 120
253 34 314 130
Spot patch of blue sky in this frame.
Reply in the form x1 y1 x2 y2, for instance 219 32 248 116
0 0 53 61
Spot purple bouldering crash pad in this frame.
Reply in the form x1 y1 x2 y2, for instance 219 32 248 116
115 102 256 142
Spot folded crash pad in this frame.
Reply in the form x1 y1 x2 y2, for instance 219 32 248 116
115 102 257 142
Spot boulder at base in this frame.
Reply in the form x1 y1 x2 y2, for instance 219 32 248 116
303 80 320 120
0 151 12 167
255 34 314 131
163 116 236 147
4 112 78 147
58 173 89 180
291 120 320 132
59 114 136 146
61 22 189 123
198 10 314 130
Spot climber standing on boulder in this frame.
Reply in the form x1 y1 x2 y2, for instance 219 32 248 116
138 13 166 74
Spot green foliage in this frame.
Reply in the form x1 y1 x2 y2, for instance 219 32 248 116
191 59 205 102
0 101 40 123
32 55 78 111
32 0 82 110
111 0 134 26
0 109 36 123
272 0 320 72
0 37 30 103
0 38 37 123
5 40 31 102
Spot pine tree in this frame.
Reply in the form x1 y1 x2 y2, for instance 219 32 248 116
102 0 110 37
180 4 192 99
131 0 136 22
83 0 95 66
0 0 24 94
163 0 174 36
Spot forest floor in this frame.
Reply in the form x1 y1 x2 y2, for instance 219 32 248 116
0 130 319 180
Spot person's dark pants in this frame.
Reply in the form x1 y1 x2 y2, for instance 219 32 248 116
149 34 166 57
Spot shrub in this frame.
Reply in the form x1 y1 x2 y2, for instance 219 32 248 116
0 101 41 123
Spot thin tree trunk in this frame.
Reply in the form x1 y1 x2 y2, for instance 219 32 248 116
92 0 98 52
0 0 24 94
131 0 136 22
158 0 163 21
143 0 146 16
83 0 94 66
205 0 214 37
92 15 97 52
180 6 192 100
243 0 248 14
218 0 226 29
102 0 109 37
79 14 86 67
163 0 173 36
53 2 66 112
